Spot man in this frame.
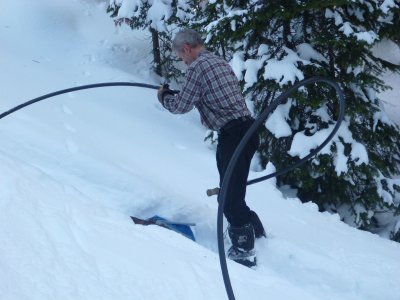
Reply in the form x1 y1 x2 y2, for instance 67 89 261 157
158 28 265 267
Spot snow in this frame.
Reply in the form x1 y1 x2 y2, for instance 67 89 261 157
296 43 328 64
350 142 369 166
257 44 269 56
288 121 369 176
340 22 354 36
325 8 379 44
373 109 395 131
263 47 307 86
379 70 400 125
244 58 265 89
204 8 248 37
231 51 245 80
147 0 173 31
0 1 400 300
380 0 397 14
354 31 378 44
314 105 331 123
114 0 177 31
265 100 293 138
373 38 400 125
289 126 334 157
116 0 141 18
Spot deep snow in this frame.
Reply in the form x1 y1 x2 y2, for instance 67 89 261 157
374 38 400 125
0 1 400 299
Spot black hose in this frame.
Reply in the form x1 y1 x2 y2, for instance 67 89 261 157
0 82 161 120
0 78 345 300
217 76 345 300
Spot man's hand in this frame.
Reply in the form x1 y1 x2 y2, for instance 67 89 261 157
157 85 167 104
157 84 177 106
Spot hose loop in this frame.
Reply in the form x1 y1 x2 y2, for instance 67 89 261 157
217 76 346 300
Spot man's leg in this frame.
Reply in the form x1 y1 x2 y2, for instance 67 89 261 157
216 123 258 226
216 121 259 267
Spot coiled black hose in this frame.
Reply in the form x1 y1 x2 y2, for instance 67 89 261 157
217 76 345 300
0 78 345 300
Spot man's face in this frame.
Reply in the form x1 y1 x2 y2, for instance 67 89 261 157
175 43 196 65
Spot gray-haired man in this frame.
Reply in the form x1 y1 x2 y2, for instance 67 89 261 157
158 28 266 267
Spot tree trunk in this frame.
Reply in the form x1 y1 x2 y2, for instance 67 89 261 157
150 28 162 76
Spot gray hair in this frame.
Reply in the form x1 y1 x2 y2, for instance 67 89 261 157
172 29 204 52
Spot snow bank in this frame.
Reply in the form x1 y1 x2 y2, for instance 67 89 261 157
0 1 400 300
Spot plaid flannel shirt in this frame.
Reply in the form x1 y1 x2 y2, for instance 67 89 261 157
163 51 250 131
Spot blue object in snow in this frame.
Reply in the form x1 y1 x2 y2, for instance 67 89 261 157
131 215 196 241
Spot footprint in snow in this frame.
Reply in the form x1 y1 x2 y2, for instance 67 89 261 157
63 122 76 133
66 140 79 154
62 105 73 115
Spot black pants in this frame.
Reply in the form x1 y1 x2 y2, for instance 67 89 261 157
216 118 259 227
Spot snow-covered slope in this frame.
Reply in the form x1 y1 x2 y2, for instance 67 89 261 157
374 38 400 125
1 1 399 299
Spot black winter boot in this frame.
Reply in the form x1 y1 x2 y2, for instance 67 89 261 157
249 210 266 239
227 223 256 267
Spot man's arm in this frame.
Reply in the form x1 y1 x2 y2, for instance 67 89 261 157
162 66 202 114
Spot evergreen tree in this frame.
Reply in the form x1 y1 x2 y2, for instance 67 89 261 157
190 0 400 240
107 0 191 79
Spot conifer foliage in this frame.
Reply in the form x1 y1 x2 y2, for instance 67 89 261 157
107 0 400 240
191 0 400 240
107 0 191 79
